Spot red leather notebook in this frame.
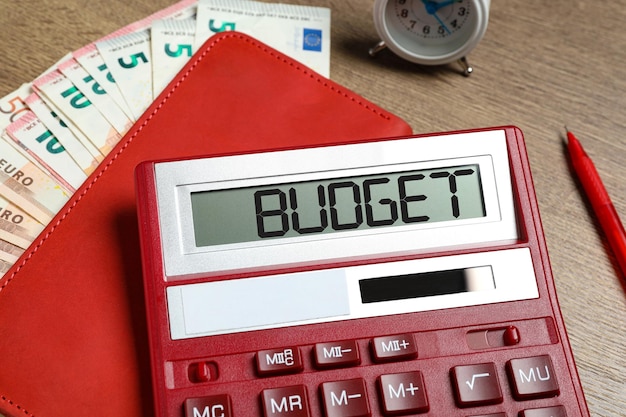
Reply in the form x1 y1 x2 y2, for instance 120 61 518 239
0 32 411 417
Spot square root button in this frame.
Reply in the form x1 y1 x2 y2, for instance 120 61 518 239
450 363 503 407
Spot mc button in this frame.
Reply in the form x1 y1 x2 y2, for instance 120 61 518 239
184 394 232 417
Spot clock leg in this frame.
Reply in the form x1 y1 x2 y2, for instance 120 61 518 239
458 56 473 76
368 40 387 57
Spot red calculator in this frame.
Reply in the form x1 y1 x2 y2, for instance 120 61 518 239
135 127 590 417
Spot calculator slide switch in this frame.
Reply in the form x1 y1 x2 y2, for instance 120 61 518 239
188 361 219 383
467 326 521 350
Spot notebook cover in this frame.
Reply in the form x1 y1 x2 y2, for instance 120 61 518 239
0 32 412 417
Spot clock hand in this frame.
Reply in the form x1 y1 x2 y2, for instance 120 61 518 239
421 0 460 13
420 1 452 34
431 0 460 11
432 12 452 34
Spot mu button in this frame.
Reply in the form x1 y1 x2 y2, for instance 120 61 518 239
507 355 560 400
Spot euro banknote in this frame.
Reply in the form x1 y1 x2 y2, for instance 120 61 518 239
0 0 331 278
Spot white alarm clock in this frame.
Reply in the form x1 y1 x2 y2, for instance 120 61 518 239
370 0 491 75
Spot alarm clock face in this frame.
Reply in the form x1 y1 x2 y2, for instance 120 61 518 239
394 0 472 41
374 0 489 66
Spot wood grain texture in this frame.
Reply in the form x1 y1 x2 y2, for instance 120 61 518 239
1 0 624 415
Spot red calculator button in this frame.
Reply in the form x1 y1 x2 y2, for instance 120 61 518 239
519 406 567 417
320 378 370 417
469 414 506 417
507 355 560 400
184 394 232 417
371 333 418 362
378 371 429 415
314 340 360 369
450 363 503 407
256 347 304 376
261 385 310 417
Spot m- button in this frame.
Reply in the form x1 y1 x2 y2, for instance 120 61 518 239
320 378 370 417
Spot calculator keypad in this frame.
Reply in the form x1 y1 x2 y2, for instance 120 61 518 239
185 333 567 417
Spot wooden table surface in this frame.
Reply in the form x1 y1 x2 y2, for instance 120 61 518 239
1 0 624 416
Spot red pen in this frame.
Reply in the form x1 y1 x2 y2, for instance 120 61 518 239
565 129 626 277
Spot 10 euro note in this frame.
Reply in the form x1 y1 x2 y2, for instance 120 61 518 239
33 70 122 158
58 58 133 136
195 0 331 77
26 91 102 174
5 111 87 194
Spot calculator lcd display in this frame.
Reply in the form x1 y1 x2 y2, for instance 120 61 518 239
190 164 486 247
